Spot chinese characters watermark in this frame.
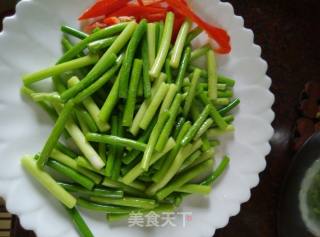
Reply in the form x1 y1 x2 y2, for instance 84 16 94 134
128 211 193 228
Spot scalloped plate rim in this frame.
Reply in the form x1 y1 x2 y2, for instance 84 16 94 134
0 0 275 236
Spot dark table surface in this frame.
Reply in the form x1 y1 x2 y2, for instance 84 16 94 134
1 0 320 236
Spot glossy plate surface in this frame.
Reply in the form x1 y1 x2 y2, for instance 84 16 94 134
0 0 274 236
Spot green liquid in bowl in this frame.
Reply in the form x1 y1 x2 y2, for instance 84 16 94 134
300 159 320 237
307 167 320 223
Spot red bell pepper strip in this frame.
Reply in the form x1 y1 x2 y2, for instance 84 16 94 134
141 0 165 6
109 4 166 17
83 21 108 33
79 0 130 20
143 13 166 22
103 16 134 25
103 14 164 25
137 0 144 6
164 0 231 54
108 4 167 21
79 0 231 54
104 17 121 26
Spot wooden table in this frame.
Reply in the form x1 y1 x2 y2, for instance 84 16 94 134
1 0 319 236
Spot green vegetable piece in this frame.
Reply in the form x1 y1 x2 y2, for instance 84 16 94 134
178 150 202 173
61 25 88 39
176 47 191 92
59 23 127 63
191 43 211 61
60 53 117 102
194 118 214 140
122 138 176 184
98 143 107 163
218 98 240 116
68 76 109 132
183 68 201 117
170 20 191 68
150 12 175 78
99 75 120 123
47 159 95 190
206 125 235 138
141 37 152 98
102 177 145 197
86 133 147 152
185 26 202 45
181 148 214 172
76 156 105 175
61 22 136 101
59 182 123 199
155 94 183 152
147 139 202 195
207 49 218 100
105 116 118 177
77 198 134 213
37 100 75 168
64 207 94 237
119 20 147 98
160 84 178 113
91 196 157 209
123 59 143 126
20 86 58 121
75 109 93 134
157 21 164 53
21 155 76 208
174 184 211 195
23 55 99 85
152 121 191 183
106 203 175 222
88 36 117 54
73 54 123 104
147 23 156 67
30 92 61 104
141 112 170 171
139 82 169 130
181 105 211 146
130 73 167 136
156 159 213 200
51 149 102 184
111 115 124 180
56 142 77 159
122 119 156 165
165 59 172 83
201 156 230 185
59 105 105 170
197 90 229 130
172 117 186 139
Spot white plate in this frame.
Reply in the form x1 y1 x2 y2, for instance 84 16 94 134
0 0 274 236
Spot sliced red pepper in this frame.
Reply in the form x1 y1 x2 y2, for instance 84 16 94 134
103 16 134 25
83 21 108 33
137 0 144 6
79 0 129 20
103 17 121 26
109 4 166 16
79 0 231 54
141 0 165 6
165 0 231 54
142 13 166 22
147 2 165 8
108 4 167 21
